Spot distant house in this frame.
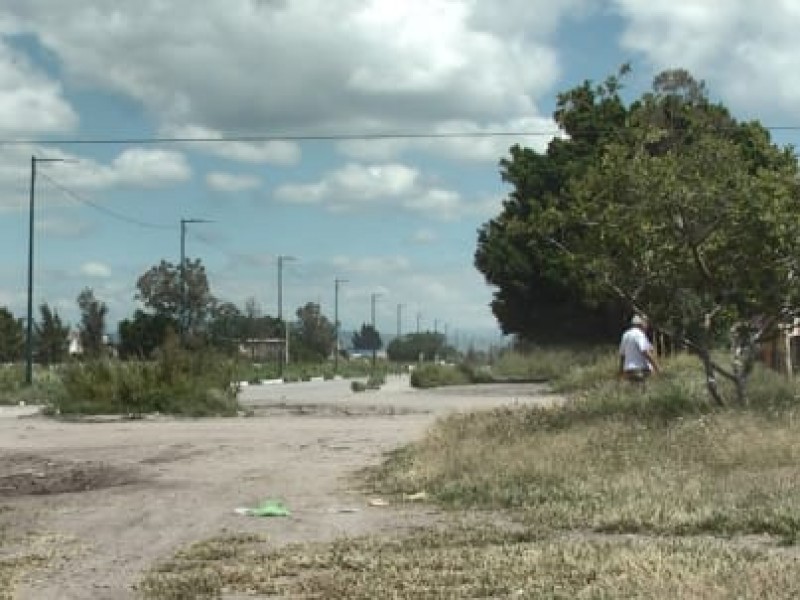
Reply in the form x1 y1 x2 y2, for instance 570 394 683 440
68 330 82 356
347 348 388 360
67 331 118 358
239 338 284 361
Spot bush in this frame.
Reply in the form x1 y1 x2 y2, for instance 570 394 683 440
410 364 473 388
50 337 239 417
493 347 613 382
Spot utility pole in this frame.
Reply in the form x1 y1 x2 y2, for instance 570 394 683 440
26 156 68 385
334 278 347 375
370 292 381 372
179 218 211 340
416 311 422 334
278 255 296 378
396 303 404 340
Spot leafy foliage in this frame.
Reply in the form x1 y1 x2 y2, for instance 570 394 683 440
52 332 238 417
118 309 178 359
34 303 69 365
351 323 382 351
135 259 216 335
0 307 23 363
291 302 335 361
477 66 800 402
77 288 107 359
475 68 631 344
386 332 453 362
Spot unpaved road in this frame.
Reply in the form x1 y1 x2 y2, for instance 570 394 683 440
1 376 556 599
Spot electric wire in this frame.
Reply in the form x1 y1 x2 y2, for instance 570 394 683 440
3 123 800 147
36 171 173 230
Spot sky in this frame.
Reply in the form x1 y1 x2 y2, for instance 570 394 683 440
2 0 800 349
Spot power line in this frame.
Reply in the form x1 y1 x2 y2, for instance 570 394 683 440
2 125 800 147
37 171 173 230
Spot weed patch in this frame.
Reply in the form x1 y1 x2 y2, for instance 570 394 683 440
139 526 800 599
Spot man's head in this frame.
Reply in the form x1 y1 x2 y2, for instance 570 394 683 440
631 315 647 329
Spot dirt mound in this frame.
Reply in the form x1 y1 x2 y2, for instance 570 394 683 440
0 453 137 497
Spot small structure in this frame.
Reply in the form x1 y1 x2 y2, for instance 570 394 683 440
239 338 284 361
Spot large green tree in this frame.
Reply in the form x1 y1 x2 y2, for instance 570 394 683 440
480 67 800 403
475 67 631 344
0 307 24 362
35 303 69 365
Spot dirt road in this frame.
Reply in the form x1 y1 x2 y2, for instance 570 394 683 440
1 376 555 599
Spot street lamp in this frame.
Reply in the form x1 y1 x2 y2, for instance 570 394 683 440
396 303 404 340
277 255 296 377
179 218 212 339
334 278 348 375
25 156 69 385
370 292 381 371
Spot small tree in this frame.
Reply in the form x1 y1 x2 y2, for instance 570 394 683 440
35 303 69 365
135 259 216 336
292 302 336 361
77 288 108 359
352 324 382 352
118 309 178 359
0 307 24 362
387 332 448 362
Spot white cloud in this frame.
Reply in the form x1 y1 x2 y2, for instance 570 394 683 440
110 149 191 187
273 161 499 220
79 261 112 278
2 1 581 147
411 229 437 244
275 162 468 219
206 171 261 192
164 124 301 165
614 0 800 118
36 216 93 238
0 144 191 213
337 116 557 162
38 147 190 190
0 38 77 135
329 255 412 275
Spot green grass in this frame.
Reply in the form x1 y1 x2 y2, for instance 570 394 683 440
47 339 240 417
493 346 615 382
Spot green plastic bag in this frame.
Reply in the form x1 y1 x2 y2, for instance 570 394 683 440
235 500 290 517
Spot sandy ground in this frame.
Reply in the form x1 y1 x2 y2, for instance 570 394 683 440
0 375 557 599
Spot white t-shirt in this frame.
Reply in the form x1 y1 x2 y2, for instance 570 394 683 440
619 327 653 372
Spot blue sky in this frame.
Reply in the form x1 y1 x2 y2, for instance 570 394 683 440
1 1 800 348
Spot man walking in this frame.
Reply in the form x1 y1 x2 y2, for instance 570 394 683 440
619 315 660 383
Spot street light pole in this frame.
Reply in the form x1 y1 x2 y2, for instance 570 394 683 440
25 156 68 385
396 303 404 340
179 218 211 340
334 278 348 375
370 292 381 372
277 255 295 378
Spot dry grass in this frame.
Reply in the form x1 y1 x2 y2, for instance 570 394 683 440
370 403 800 542
139 352 800 598
139 526 800 599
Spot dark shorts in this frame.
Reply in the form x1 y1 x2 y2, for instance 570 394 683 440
623 369 651 382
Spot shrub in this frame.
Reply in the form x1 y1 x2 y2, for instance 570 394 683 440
50 337 239 417
410 364 472 388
